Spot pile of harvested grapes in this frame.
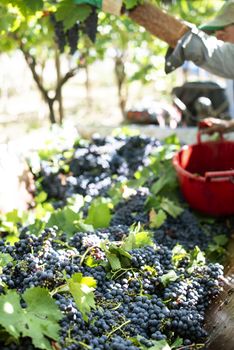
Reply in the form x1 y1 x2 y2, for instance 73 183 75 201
0 133 230 350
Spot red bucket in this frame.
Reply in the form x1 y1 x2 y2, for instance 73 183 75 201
173 133 234 216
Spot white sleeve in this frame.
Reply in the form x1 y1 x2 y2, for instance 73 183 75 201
165 28 234 79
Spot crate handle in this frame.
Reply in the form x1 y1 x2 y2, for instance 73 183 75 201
205 170 234 181
197 131 224 144
197 121 224 144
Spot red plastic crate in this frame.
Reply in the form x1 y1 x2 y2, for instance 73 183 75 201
173 134 234 216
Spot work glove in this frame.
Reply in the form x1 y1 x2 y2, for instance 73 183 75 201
74 0 123 15
165 27 206 74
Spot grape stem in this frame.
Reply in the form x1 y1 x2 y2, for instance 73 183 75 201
176 344 204 349
107 320 131 339
80 247 94 265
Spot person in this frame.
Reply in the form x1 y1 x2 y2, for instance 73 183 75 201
165 0 234 134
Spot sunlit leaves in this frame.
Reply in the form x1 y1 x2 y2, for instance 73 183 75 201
56 0 92 30
0 288 62 350
66 273 96 321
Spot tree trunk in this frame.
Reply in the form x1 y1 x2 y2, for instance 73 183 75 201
13 34 79 125
128 2 189 48
20 47 57 124
55 49 64 125
47 97 56 124
84 60 92 110
114 55 127 119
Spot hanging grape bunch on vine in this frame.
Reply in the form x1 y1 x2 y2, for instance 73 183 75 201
83 7 98 43
48 0 143 55
49 5 99 55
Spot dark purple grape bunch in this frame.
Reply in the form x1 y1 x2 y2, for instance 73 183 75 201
50 13 66 53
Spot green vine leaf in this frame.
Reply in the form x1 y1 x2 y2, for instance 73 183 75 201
187 246 206 273
67 273 97 321
56 0 92 30
172 244 188 267
0 253 13 273
73 0 102 8
160 270 179 287
85 197 112 229
0 288 62 350
124 0 141 10
122 230 154 251
149 209 167 229
160 198 183 219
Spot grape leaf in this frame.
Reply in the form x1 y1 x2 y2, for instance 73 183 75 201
46 207 81 236
74 221 94 233
160 198 183 218
107 182 124 206
151 176 172 196
172 244 188 267
213 234 228 246
0 252 14 277
122 230 154 251
149 340 171 350
22 288 63 349
106 253 122 271
101 243 132 271
160 270 178 287
73 0 102 8
109 245 132 260
56 0 92 30
67 273 96 321
85 197 112 228
0 288 62 350
0 290 22 338
0 253 13 268
149 209 167 229
124 0 140 10
35 191 48 204
163 134 180 146
187 246 206 273
21 0 44 13
10 0 43 16
171 337 183 349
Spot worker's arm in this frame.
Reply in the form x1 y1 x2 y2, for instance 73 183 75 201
165 27 234 79
200 118 234 135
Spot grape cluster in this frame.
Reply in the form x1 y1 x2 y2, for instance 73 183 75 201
34 134 229 252
111 188 149 226
4 134 229 349
49 6 99 55
84 7 99 43
50 13 80 55
36 135 162 207
66 23 80 55
0 223 225 349
50 14 66 53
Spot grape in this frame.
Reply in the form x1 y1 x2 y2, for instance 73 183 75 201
12 134 229 350
84 8 98 43
50 14 66 53
0 222 226 349
66 23 80 55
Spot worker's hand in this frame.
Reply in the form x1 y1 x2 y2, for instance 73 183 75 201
199 118 232 135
